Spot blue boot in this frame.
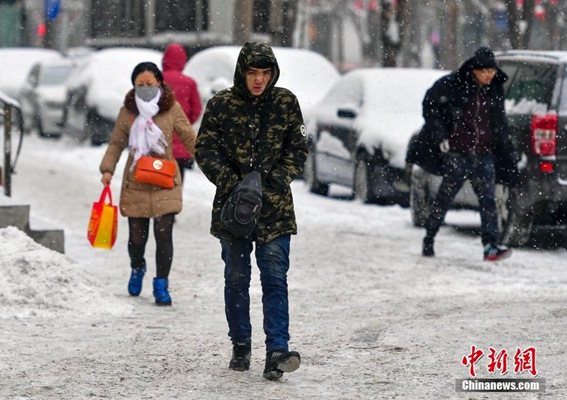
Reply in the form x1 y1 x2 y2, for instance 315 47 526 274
128 264 146 296
153 277 172 306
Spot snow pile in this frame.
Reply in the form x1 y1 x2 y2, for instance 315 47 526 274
0 227 132 319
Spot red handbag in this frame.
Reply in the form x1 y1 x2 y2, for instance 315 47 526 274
134 156 176 189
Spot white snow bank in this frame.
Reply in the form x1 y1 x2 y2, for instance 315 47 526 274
0 227 132 319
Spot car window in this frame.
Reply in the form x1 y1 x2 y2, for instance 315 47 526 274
499 63 518 94
26 65 40 86
40 65 74 85
502 61 556 114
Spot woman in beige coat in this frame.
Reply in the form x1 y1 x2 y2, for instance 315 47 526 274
99 62 196 306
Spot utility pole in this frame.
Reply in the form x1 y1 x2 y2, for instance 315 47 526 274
145 0 155 37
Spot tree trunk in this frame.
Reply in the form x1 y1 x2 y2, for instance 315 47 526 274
505 0 535 49
380 0 400 66
234 0 254 44
438 0 459 70
270 0 298 47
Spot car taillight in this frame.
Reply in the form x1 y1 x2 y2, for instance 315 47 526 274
531 114 557 156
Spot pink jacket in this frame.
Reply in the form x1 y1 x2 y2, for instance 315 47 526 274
162 43 202 160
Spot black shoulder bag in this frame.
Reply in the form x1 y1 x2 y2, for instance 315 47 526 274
220 115 269 238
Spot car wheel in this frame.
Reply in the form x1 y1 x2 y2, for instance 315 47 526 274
304 146 329 196
88 111 107 146
35 113 48 138
497 186 532 247
22 109 34 134
354 153 375 203
410 166 432 227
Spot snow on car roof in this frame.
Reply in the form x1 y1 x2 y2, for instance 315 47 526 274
185 45 340 112
496 50 567 63
308 67 447 170
66 47 164 121
0 48 64 98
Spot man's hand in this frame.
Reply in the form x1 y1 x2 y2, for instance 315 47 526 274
439 139 450 153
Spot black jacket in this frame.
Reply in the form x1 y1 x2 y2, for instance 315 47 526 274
406 54 519 186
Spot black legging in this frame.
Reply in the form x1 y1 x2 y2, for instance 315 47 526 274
128 214 175 279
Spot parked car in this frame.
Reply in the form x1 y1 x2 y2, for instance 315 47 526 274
408 50 567 247
19 58 75 138
184 46 340 116
61 47 163 145
303 68 447 206
0 48 63 100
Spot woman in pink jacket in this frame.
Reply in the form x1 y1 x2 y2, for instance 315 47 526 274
162 43 202 182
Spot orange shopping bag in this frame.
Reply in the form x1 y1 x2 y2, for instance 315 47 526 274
87 185 118 249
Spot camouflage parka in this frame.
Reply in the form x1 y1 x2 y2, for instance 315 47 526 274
195 42 308 243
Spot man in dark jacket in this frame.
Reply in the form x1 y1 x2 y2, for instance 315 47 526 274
195 42 307 380
420 47 518 261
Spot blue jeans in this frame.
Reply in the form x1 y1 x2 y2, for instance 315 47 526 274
425 153 498 246
220 235 291 352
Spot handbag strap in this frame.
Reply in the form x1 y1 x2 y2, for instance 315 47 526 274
99 185 113 205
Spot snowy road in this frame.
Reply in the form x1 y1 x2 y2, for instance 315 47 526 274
1 135 565 399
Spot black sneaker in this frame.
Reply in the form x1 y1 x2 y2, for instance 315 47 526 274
263 350 301 381
484 244 512 262
229 343 251 371
422 236 435 257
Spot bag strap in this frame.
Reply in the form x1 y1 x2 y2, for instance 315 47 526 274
99 185 113 205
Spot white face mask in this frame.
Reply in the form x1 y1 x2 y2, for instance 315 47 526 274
135 86 160 102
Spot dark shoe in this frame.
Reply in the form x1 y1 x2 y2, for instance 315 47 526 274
229 342 251 371
152 278 172 306
484 244 512 262
422 236 435 257
128 265 146 296
263 350 301 381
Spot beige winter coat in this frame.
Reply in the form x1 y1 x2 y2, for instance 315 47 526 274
99 86 196 218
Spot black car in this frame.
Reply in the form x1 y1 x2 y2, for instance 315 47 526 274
409 50 567 247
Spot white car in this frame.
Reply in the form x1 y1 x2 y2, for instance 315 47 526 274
61 47 163 145
19 58 75 137
184 46 340 115
304 68 448 206
0 48 63 100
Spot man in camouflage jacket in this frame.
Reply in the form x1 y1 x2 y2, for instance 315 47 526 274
195 42 307 380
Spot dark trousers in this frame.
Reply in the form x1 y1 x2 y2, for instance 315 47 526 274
128 214 175 278
220 235 291 352
425 153 499 246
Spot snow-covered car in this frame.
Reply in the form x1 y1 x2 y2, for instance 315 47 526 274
184 45 340 115
61 47 163 145
304 68 447 207
0 48 63 100
19 58 75 138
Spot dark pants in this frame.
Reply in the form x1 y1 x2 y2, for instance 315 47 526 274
128 214 175 278
220 235 291 352
425 153 499 246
